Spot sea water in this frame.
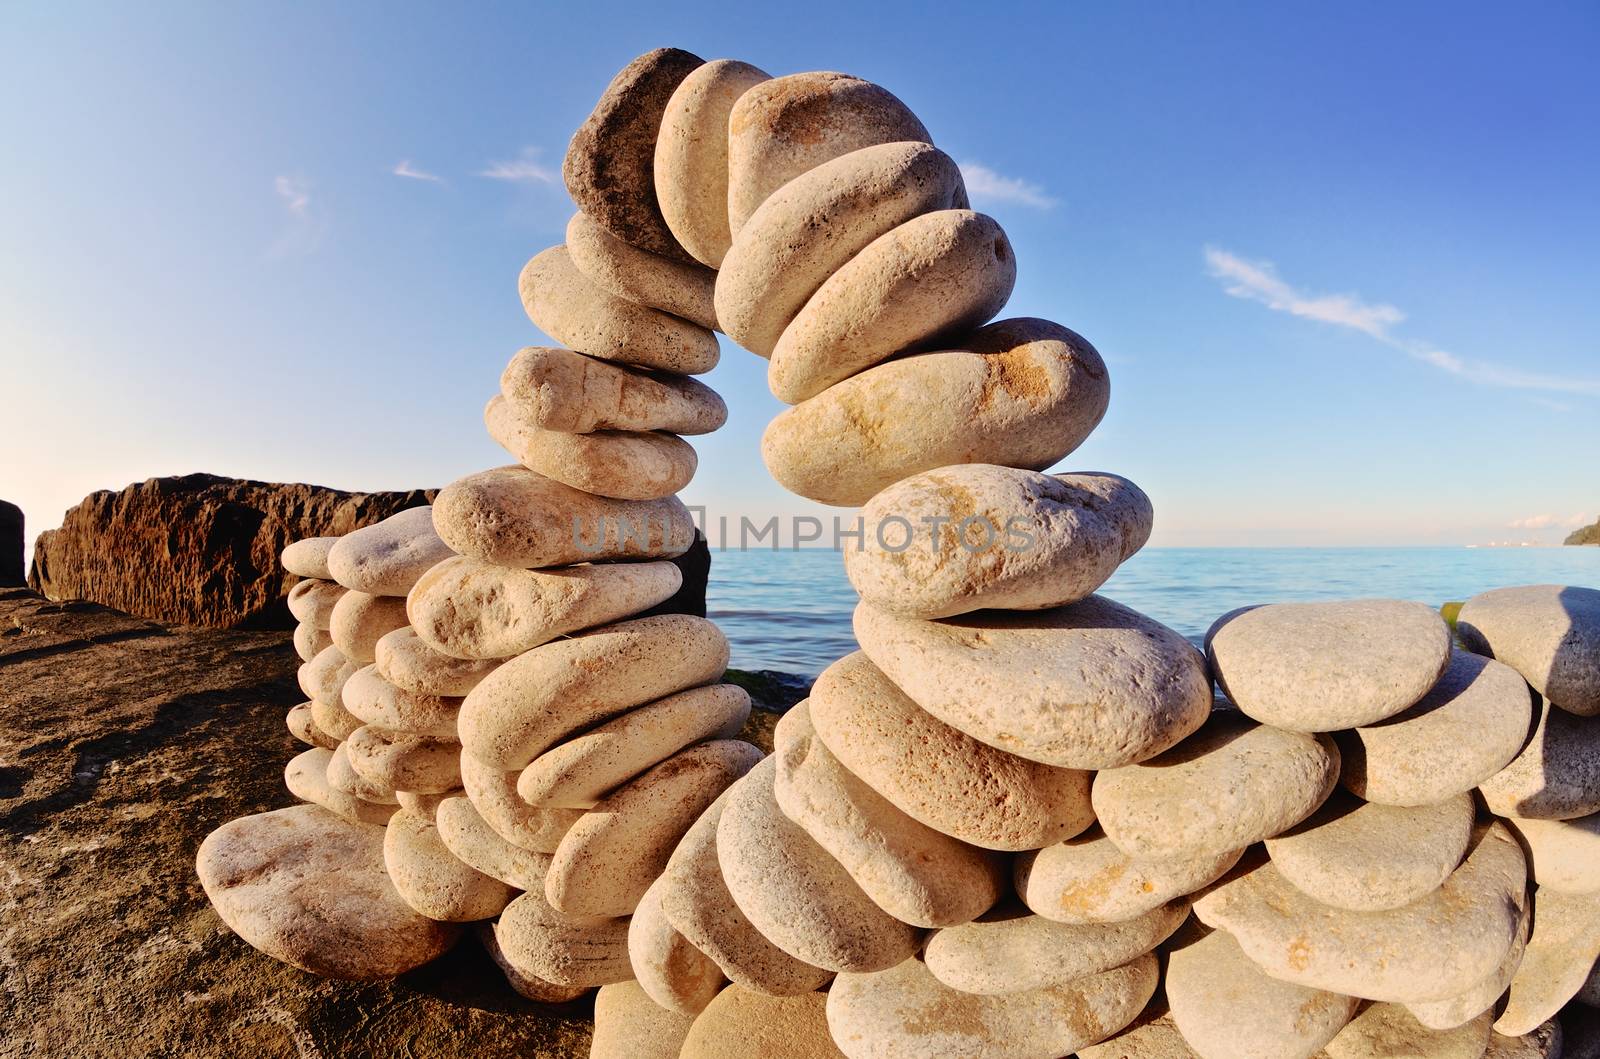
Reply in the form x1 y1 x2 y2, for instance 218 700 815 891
707 546 1600 678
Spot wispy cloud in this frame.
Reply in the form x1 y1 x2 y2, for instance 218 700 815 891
270 174 322 256
480 147 558 184
275 175 311 218
958 161 1057 209
393 160 443 183
1204 246 1600 398
1510 512 1592 530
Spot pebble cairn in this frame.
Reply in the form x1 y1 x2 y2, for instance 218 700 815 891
193 47 1600 1059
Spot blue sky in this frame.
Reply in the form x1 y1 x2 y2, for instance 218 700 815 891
3 1 1597 548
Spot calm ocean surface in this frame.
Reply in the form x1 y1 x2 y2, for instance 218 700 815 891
707 546 1600 678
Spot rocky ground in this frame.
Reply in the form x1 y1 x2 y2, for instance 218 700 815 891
0 587 797 1058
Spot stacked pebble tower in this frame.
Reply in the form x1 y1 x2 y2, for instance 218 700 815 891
193 45 1600 1059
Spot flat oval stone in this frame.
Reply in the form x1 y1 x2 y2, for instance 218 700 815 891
326 506 453 596
1194 823 1527 1003
808 651 1094 850
520 246 718 374
566 210 718 330
655 59 772 269
344 725 462 795
845 466 1153 620
286 578 344 628
286 701 338 751
773 702 1005 928
762 316 1109 506
433 465 695 570
500 345 726 434
328 590 409 667
519 683 751 808
476 921 588 1003
770 209 1015 403
1094 711 1339 860
563 47 702 261
1480 696 1600 819
1321 1003 1493 1059
717 757 923 973
459 751 582 853
434 795 552 890
394 788 457 817
407 553 682 661
1078 1008 1202 1059
196 804 458 979
373 626 501 697
726 72 932 238
629 873 726 1016
1459 585 1600 716
1407 898 1532 1031
310 689 363 742
1208 600 1452 731
924 900 1187 995
383 809 514 921
683 987 844 1059
1015 825 1243 925
1265 791 1474 912
326 740 398 803
717 140 966 358
297 642 349 702
592 979 697 1059
1505 814 1600 893
293 621 331 663
492 886 632 988
826 952 1157 1059
282 537 337 580
284 747 396 827
659 792 834 996
484 394 696 501
340 664 460 739
547 739 761 917
1337 650 1535 806
460 613 728 769
857 596 1211 770
1166 925 1356 1059
1495 886 1600 1036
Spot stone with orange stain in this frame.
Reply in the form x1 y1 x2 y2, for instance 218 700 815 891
458 613 728 770
845 465 1153 619
566 210 719 330
769 209 1016 403
544 739 761 918
1015 825 1243 925
825 952 1157 1059
500 345 727 435
808 651 1095 851
1194 824 1527 1003
1165 923 1356 1059
772 701 1006 928
857 595 1210 770
762 317 1111 506
716 140 966 359
724 72 933 240
519 246 719 374
655 59 773 269
407 552 682 661
682 986 844 1058
1093 711 1339 859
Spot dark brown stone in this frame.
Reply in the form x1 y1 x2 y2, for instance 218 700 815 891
28 474 436 629
0 499 22 586
563 48 703 262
